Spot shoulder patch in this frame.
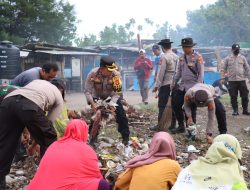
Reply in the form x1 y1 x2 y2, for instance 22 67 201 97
112 76 122 92
184 95 190 102
159 58 163 65
207 102 214 110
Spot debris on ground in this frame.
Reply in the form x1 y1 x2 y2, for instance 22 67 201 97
6 105 250 189
244 127 250 134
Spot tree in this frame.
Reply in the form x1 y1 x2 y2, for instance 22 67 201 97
152 0 250 46
98 19 138 45
75 34 98 47
185 0 250 46
0 0 77 45
99 24 119 44
153 22 171 40
153 22 187 46
144 18 154 26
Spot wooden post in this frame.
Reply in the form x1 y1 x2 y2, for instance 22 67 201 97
137 34 142 50
62 55 65 78
80 55 83 92
215 48 222 72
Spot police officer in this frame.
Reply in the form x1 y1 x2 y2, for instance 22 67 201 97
150 39 178 131
171 38 205 133
184 83 227 144
221 44 250 116
0 80 64 189
84 56 130 145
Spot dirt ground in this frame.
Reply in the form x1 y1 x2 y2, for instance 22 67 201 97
66 91 250 186
66 91 158 110
7 91 250 189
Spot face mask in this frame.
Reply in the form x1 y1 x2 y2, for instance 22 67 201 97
233 49 240 55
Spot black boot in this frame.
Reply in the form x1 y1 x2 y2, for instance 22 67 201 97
0 176 6 190
232 108 239 116
168 124 176 132
243 110 250 115
242 97 249 115
122 135 129 146
231 96 239 116
171 123 185 134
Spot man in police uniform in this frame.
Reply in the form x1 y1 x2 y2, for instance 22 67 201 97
171 38 205 133
221 44 250 116
184 83 227 144
150 39 178 131
84 56 130 145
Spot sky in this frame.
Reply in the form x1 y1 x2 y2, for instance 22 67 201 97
68 0 217 39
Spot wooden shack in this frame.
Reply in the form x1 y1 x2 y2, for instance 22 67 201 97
20 43 101 92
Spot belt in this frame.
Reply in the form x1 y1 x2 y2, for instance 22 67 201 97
14 95 25 102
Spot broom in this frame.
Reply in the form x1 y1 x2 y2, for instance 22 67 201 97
158 92 173 131
158 59 178 131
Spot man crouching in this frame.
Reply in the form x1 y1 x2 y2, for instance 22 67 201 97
84 56 130 145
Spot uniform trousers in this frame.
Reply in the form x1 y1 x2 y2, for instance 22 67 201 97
0 95 57 183
228 81 249 111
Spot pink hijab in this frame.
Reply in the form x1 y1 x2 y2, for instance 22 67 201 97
28 119 103 190
126 132 176 168
59 119 88 142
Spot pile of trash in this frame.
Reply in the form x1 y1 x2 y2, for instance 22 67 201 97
5 104 250 189
6 157 39 190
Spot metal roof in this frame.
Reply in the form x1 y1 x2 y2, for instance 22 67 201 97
93 45 139 52
35 50 100 56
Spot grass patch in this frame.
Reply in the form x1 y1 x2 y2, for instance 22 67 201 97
220 95 231 105
138 102 158 113
220 94 250 106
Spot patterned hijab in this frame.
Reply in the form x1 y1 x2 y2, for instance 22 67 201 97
126 132 176 168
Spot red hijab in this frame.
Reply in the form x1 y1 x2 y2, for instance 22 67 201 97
28 119 102 190
59 119 88 142
126 132 176 168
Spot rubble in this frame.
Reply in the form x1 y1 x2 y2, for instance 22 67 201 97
243 127 250 134
6 104 250 189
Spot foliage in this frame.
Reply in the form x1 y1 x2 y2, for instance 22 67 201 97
0 0 77 45
153 0 250 46
183 0 250 46
76 18 142 47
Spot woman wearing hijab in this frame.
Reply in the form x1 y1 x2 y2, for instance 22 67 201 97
50 78 69 137
172 134 248 190
114 132 181 190
28 119 110 190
